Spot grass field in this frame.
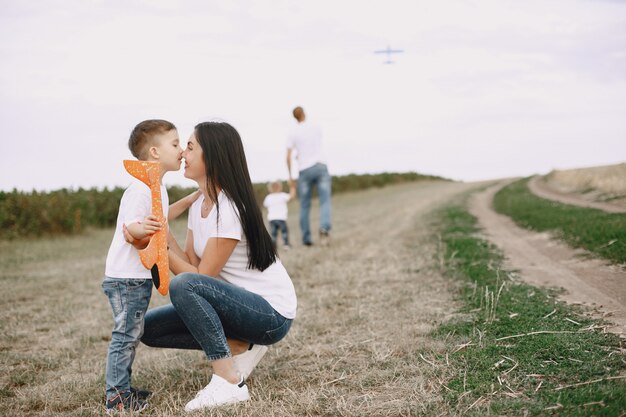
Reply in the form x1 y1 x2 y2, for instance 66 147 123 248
432 199 626 416
545 163 626 204
0 180 480 416
2 179 623 416
493 178 626 264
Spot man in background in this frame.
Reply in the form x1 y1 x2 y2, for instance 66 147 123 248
286 106 332 246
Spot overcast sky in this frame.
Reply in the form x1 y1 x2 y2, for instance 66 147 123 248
1 0 625 192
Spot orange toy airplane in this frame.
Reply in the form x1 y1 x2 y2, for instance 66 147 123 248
123 160 170 296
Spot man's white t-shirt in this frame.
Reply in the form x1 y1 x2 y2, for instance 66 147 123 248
188 192 297 319
263 192 290 221
105 178 169 279
286 120 325 171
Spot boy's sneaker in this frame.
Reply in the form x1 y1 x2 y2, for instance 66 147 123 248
130 386 152 401
233 344 268 379
319 229 330 247
102 387 152 405
283 244 292 251
106 390 148 414
184 374 249 411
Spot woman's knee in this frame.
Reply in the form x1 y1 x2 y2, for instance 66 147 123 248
169 272 196 302
169 272 225 310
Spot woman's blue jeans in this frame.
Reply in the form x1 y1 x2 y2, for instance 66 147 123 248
298 163 332 244
141 273 292 361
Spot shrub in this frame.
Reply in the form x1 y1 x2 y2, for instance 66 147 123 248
1 172 446 239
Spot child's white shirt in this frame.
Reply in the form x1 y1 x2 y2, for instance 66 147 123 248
105 178 169 279
188 192 297 319
263 192 291 221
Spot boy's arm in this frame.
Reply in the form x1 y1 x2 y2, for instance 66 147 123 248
126 214 162 240
120 189 156 246
168 190 201 221
122 214 162 249
122 224 150 249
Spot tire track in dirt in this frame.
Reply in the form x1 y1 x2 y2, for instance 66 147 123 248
470 183 626 336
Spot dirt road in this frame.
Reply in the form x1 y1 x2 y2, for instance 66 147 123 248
528 176 626 213
470 183 626 336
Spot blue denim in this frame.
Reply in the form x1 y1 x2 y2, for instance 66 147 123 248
269 220 290 246
141 273 292 361
298 163 332 244
102 277 152 400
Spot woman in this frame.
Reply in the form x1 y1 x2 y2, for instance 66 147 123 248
140 122 297 411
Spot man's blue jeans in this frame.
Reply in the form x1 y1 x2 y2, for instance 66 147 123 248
141 273 292 361
298 163 332 244
102 277 152 400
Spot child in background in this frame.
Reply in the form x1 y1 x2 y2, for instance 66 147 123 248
102 119 198 413
263 180 296 250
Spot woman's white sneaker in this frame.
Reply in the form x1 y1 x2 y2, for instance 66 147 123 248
233 344 269 379
184 374 249 412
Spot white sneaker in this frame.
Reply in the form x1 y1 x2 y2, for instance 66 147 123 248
184 374 249 412
233 344 269 380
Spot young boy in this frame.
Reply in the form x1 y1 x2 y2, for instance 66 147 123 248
263 179 296 250
102 119 198 413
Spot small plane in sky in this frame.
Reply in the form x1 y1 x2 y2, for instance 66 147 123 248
374 45 404 64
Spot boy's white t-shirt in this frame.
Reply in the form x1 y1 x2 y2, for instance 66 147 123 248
286 120 325 172
263 192 291 221
105 178 169 279
188 192 297 319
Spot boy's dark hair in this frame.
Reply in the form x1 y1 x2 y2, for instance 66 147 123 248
128 119 176 160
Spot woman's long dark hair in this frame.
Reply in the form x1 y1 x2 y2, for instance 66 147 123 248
195 122 277 271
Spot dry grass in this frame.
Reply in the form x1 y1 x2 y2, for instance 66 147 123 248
0 180 479 416
545 163 626 205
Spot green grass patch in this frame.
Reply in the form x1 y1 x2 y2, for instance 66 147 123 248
430 201 626 416
493 178 626 264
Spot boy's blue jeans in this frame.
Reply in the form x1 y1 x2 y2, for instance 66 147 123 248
298 163 332 244
141 273 292 361
269 220 290 246
102 277 152 400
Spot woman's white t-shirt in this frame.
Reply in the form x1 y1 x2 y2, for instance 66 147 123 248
188 192 297 319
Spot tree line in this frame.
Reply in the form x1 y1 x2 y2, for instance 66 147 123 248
0 172 446 239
